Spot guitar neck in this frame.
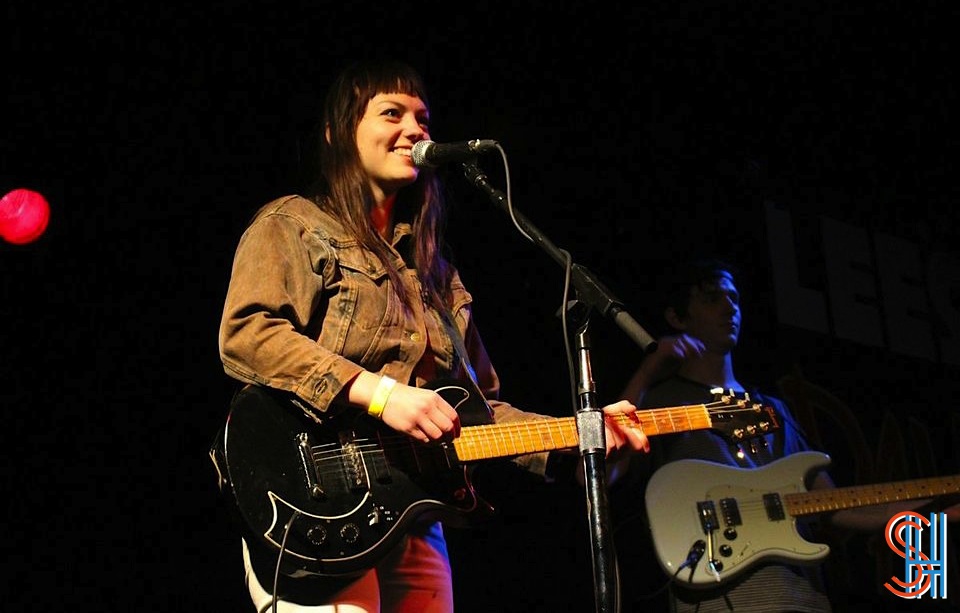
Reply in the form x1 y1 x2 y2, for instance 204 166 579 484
452 404 713 462
784 474 960 517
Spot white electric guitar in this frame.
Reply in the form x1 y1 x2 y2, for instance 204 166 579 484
645 451 960 588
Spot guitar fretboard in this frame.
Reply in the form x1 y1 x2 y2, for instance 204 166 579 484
452 404 715 462
785 475 960 516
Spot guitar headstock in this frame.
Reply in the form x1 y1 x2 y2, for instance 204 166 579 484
706 388 781 446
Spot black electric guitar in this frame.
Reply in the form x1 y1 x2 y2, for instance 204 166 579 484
645 451 960 588
209 379 779 577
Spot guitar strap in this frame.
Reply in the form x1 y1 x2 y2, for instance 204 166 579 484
435 306 479 387
434 305 495 424
397 233 489 417
398 232 480 387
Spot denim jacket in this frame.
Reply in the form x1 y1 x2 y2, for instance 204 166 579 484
219 195 547 475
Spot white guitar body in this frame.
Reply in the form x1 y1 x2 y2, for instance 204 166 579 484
646 450 960 589
646 451 833 588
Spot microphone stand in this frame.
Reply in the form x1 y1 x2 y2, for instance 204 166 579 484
461 161 656 613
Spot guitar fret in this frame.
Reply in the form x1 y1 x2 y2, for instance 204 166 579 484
455 418 581 461
637 405 712 435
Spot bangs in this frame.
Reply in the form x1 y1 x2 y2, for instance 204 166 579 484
352 60 429 107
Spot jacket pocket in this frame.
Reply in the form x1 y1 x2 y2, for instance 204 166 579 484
333 244 401 335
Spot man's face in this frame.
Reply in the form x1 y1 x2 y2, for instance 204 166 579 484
678 274 741 353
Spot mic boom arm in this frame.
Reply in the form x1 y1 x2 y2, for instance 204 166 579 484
460 161 656 352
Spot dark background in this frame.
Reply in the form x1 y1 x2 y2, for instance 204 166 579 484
4 2 959 611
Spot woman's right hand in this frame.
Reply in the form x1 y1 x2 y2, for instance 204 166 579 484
380 384 461 444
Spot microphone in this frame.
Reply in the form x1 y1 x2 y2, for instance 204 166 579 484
410 139 498 168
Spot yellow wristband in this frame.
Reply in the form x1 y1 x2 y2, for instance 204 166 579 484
367 376 397 420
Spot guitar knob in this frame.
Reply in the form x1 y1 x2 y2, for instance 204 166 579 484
719 544 733 558
340 523 360 544
307 524 328 546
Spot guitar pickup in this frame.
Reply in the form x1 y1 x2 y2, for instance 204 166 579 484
719 497 741 528
763 492 785 521
697 500 719 533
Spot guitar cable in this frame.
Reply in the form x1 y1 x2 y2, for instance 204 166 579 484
271 510 302 613
673 539 705 586
682 540 706 570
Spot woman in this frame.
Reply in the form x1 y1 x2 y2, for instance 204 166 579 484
218 59 648 612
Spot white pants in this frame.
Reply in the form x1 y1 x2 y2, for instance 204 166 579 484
244 521 454 613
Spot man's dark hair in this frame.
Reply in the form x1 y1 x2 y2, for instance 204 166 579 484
662 258 742 319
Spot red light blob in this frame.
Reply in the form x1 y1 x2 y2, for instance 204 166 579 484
0 188 51 245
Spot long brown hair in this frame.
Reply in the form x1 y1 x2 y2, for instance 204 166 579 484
309 59 452 312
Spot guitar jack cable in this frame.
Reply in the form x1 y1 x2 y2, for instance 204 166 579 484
674 539 706 584
271 510 303 613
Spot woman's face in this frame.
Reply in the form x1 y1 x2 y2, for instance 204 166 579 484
355 92 430 202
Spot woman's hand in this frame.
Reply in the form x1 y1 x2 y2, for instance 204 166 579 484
380 384 461 443
348 372 460 443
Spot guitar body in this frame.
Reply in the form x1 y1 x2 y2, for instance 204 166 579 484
216 379 492 578
646 451 833 588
